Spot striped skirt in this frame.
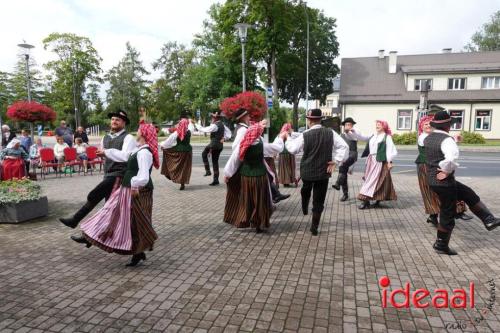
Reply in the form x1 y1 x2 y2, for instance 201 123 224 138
278 153 296 185
265 157 278 185
81 186 157 255
224 174 272 229
224 170 241 225
358 155 397 201
161 149 192 184
417 163 467 215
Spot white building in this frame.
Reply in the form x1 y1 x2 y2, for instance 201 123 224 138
313 76 341 117
339 49 500 139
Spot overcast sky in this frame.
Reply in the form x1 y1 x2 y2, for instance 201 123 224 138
0 0 498 76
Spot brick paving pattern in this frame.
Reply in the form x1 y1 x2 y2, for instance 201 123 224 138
1 167 500 332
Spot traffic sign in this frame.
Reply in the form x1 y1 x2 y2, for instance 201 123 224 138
267 100 273 108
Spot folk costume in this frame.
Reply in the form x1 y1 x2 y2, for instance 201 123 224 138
278 123 298 187
0 139 29 180
286 109 349 236
264 134 290 204
357 121 398 209
80 122 159 266
332 117 362 201
161 118 192 190
60 110 136 229
197 111 225 186
415 116 469 226
424 111 500 255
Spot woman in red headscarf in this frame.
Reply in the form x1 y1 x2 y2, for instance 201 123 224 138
160 118 193 190
357 120 398 209
278 123 298 187
80 122 159 267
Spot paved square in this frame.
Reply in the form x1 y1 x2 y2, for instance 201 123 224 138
1 167 500 332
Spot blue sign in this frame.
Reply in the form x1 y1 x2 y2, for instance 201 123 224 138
267 100 273 108
37 125 43 136
196 110 201 118
266 87 273 96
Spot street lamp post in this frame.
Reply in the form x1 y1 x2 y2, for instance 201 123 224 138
18 42 35 141
234 23 251 92
304 2 310 129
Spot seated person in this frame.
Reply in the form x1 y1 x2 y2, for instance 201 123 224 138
0 138 29 180
53 136 69 172
29 137 47 169
74 137 89 173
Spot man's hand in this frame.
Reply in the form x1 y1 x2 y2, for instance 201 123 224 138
260 119 268 128
454 134 463 143
279 132 288 141
436 168 449 181
387 162 393 170
96 150 106 158
224 176 230 184
327 161 336 174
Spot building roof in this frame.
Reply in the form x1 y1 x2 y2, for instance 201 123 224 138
339 51 500 103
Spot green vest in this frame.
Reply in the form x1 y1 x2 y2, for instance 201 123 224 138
175 131 192 152
240 139 267 177
415 145 426 164
375 134 387 162
122 147 154 189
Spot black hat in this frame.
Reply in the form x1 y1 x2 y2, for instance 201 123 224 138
341 117 356 126
180 110 191 119
306 109 323 119
211 111 222 118
430 110 457 129
107 109 130 125
233 108 248 121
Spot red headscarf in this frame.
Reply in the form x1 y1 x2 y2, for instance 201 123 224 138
239 122 265 161
176 118 189 141
418 115 434 135
280 123 292 134
139 121 159 169
376 120 392 136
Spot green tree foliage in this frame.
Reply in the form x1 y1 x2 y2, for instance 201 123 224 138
43 32 102 127
466 10 500 51
105 42 150 128
9 57 45 103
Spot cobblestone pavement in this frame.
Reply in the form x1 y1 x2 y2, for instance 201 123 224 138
1 167 500 333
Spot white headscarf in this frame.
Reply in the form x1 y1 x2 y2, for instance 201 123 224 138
6 138 20 149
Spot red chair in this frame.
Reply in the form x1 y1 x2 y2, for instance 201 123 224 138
39 148 60 179
63 147 82 176
86 146 104 174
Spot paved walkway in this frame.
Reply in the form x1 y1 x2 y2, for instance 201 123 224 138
1 168 500 332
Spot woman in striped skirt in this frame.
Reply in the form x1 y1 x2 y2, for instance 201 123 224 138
79 122 159 267
160 118 192 190
357 120 398 209
416 116 471 226
278 123 297 187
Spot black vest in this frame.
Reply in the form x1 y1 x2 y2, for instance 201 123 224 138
103 131 128 177
300 127 333 181
341 133 358 161
424 132 455 187
209 121 224 150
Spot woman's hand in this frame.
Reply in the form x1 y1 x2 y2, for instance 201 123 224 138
436 168 449 181
224 176 230 184
131 188 140 197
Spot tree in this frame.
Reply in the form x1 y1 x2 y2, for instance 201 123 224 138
105 42 150 128
9 56 45 103
43 33 102 127
466 10 500 51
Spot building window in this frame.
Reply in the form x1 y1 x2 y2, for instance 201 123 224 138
448 78 466 90
481 77 500 89
414 79 432 91
475 110 492 131
449 110 464 130
397 110 413 130
326 100 333 108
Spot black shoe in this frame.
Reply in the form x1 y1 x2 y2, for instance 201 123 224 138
433 230 458 255
340 193 349 202
310 213 321 236
179 184 185 190
456 212 473 221
204 171 212 177
427 215 438 226
470 201 500 231
126 253 146 267
273 194 290 204
59 217 78 229
71 235 92 248
358 201 370 210
372 200 382 208
209 179 219 186
332 183 340 191
302 202 308 215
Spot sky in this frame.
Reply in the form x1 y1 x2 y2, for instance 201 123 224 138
0 0 498 79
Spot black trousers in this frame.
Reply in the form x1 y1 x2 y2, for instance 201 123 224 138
202 146 223 176
302 178 329 214
336 153 357 193
87 176 118 208
430 181 480 231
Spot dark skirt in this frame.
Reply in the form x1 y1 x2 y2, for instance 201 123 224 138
358 161 397 201
224 170 241 225
278 153 296 185
264 157 278 185
161 149 192 184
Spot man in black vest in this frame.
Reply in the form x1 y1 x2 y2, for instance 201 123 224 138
59 110 137 242
196 111 225 186
424 111 500 255
332 117 360 201
286 109 348 236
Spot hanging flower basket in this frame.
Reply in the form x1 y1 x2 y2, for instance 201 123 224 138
220 91 267 121
6 101 56 123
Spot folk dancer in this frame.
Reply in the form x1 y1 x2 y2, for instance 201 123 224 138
278 123 298 187
424 111 500 255
264 130 291 204
285 109 349 236
80 121 159 266
196 111 226 186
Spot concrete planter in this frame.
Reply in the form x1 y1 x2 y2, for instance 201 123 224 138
0 196 48 223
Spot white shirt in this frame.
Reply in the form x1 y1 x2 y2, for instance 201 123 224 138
130 144 153 188
224 135 276 178
231 123 249 150
160 130 192 149
53 142 69 158
367 133 398 162
285 125 349 164
343 128 370 142
431 130 460 174
196 123 218 133
100 129 136 162
418 132 429 146
264 136 284 158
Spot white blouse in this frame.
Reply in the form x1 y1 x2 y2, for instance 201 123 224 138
264 136 284 158
160 130 192 150
367 133 398 162
101 129 137 162
130 144 153 188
